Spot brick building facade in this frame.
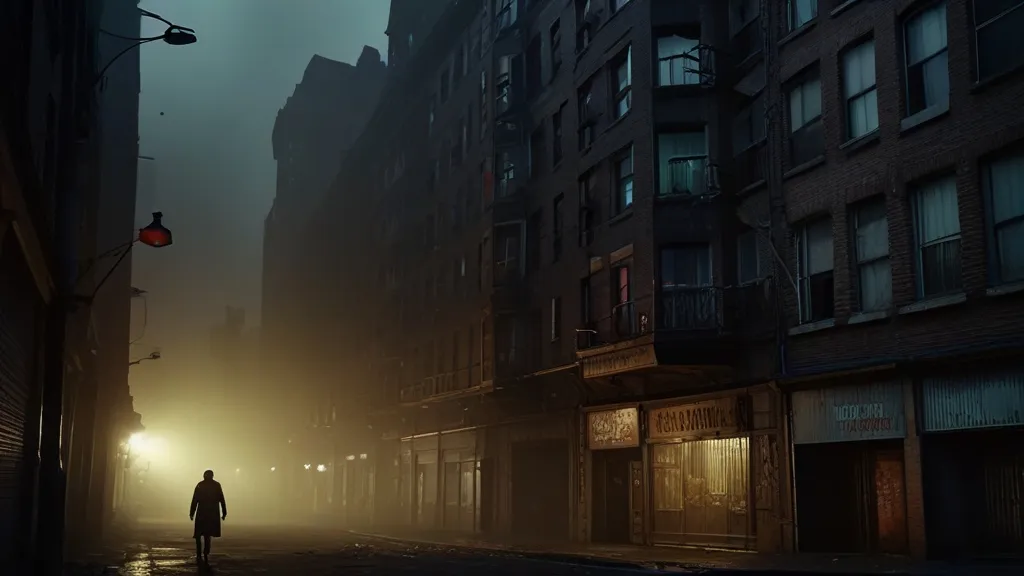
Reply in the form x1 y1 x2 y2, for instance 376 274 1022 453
267 0 1024 561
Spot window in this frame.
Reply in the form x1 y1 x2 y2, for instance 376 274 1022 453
529 126 544 176
657 34 700 86
661 245 714 329
553 195 564 262
737 229 760 284
429 97 436 133
579 171 596 246
853 199 892 311
904 3 948 116
911 175 961 297
984 151 1024 283
552 103 565 165
526 34 542 99
974 1 1024 81
788 0 817 31
788 74 823 165
613 265 633 336
480 70 489 140
498 151 515 197
797 218 834 323
658 131 707 196
495 224 523 284
496 0 517 31
550 19 563 74
614 0 632 11
842 40 878 139
613 46 632 118
496 55 512 115
528 210 542 272
578 84 595 149
615 146 634 213
576 0 595 52
550 297 562 341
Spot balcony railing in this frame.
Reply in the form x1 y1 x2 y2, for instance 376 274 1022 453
398 367 483 403
734 141 767 190
576 297 652 350
660 286 721 331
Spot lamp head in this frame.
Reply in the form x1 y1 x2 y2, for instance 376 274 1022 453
139 212 172 247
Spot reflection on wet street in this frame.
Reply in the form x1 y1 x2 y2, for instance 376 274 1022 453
70 523 667 575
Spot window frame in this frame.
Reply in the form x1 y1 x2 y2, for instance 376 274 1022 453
910 174 963 298
796 217 835 323
787 0 818 31
612 45 633 119
614 145 635 214
736 229 761 285
841 38 879 140
656 33 701 87
982 149 1024 285
852 197 893 312
973 0 1024 82
550 297 562 341
903 2 949 117
550 19 563 75
787 71 823 166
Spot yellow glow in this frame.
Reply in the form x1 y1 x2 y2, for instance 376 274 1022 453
270 466 276 472
316 464 327 472
345 454 355 461
128 432 169 465
303 463 311 470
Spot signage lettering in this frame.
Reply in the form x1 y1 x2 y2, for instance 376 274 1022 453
648 399 738 439
582 345 657 379
833 402 894 433
588 408 639 450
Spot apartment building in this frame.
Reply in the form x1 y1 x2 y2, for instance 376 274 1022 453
758 0 1024 560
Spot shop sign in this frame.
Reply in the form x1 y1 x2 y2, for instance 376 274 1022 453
647 398 739 439
587 407 639 450
581 345 657 379
791 382 906 444
922 373 1024 432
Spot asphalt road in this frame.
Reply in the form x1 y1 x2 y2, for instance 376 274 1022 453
67 522 674 575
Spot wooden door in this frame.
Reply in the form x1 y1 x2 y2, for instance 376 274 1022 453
630 461 645 544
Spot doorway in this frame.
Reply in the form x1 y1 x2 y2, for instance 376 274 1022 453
591 447 641 544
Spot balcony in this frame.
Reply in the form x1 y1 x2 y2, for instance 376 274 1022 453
398 367 487 405
734 141 767 190
660 286 720 331
577 298 653 352
659 157 721 198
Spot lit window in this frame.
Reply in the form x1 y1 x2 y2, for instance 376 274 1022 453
615 146 634 213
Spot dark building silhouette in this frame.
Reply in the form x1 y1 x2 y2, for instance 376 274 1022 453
0 0 148 572
266 0 1024 561
262 49 387 514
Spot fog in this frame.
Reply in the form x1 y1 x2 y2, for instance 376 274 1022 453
125 0 390 524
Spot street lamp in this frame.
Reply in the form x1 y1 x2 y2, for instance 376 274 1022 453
95 9 197 86
76 212 172 307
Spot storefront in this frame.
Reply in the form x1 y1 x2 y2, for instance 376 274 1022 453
919 370 1024 558
334 451 375 527
584 406 641 544
647 396 752 549
398 428 481 532
790 381 908 555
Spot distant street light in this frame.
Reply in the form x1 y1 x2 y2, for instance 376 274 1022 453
94 9 197 86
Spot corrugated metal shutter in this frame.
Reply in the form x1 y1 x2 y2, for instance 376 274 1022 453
922 373 1024 432
0 243 40 566
791 382 906 445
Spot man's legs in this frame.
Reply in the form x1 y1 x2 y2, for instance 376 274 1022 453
203 535 211 561
195 537 202 562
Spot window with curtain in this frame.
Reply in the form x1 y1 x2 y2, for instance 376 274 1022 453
984 151 1024 284
737 229 760 284
788 0 818 31
615 146 634 213
842 40 878 139
613 46 632 118
854 198 892 311
904 3 948 116
658 131 706 196
911 175 962 297
788 75 823 166
657 34 700 86
974 0 1024 81
660 245 713 329
797 218 834 323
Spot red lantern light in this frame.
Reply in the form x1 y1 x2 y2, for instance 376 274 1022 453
138 212 172 247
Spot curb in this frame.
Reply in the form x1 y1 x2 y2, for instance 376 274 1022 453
345 530 921 575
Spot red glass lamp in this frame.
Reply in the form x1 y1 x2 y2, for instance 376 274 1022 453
138 212 173 247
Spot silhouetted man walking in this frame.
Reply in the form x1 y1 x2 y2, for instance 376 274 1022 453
190 469 227 565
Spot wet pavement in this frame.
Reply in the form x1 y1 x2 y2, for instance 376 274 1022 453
62 522 1024 575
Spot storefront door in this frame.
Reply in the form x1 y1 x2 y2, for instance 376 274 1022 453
920 373 1024 558
586 407 641 544
791 381 908 554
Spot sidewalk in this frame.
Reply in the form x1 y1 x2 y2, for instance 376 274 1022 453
347 527 1022 575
